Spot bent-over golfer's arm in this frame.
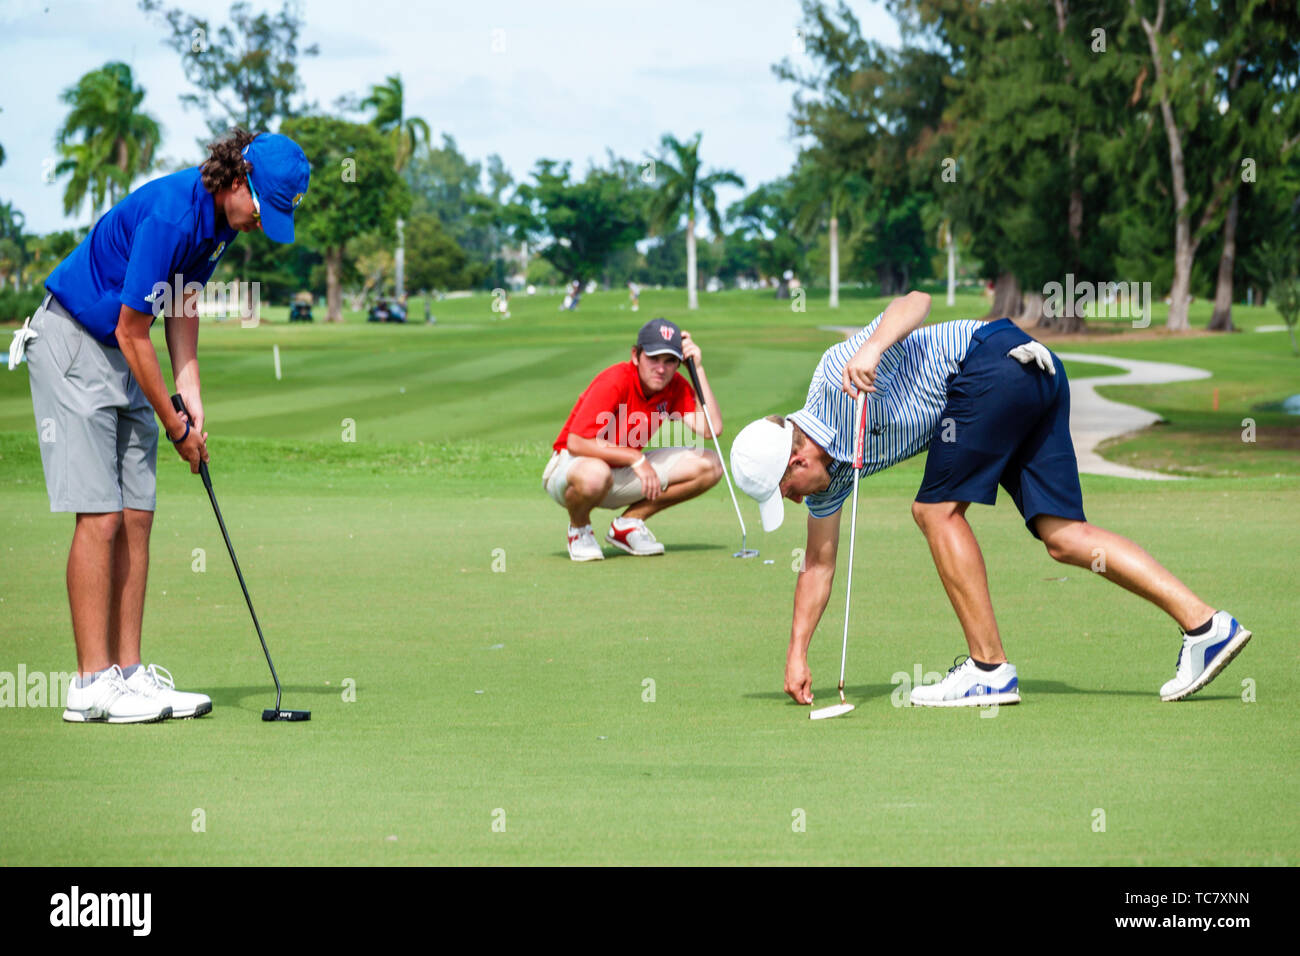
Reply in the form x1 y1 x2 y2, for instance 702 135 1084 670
842 290 932 395
116 304 207 470
786 511 841 704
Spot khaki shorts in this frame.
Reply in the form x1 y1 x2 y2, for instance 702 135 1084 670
27 293 158 513
543 447 705 509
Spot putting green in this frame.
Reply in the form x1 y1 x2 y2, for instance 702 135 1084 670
0 289 1294 865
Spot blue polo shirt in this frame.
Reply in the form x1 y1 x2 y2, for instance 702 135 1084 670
45 166 238 347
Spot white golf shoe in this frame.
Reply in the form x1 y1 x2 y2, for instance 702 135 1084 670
567 524 605 562
910 656 1021 707
1160 611 1251 701
62 665 172 724
606 516 665 556
126 663 213 718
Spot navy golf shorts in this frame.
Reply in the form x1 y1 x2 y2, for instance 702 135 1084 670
915 318 1086 538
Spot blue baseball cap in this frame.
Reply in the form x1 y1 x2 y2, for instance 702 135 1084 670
241 133 310 244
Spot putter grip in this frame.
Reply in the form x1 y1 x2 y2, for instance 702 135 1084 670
853 393 867 469
684 357 704 399
170 393 210 484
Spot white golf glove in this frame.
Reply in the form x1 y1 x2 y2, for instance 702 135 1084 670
8 316 37 371
1007 341 1056 375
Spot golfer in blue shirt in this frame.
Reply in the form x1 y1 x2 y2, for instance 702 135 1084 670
730 292 1251 709
17 128 309 723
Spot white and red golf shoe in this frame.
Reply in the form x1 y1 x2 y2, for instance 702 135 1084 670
606 516 665 556
567 524 604 562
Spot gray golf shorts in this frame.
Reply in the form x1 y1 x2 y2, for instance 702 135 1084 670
27 293 158 513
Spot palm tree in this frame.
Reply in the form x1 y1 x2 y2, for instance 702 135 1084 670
20 230 63 292
647 133 744 310
360 74 431 174
361 74 430 300
790 154 868 309
54 62 161 224
0 200 26 291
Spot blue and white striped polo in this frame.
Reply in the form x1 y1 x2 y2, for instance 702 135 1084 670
792 314 986 519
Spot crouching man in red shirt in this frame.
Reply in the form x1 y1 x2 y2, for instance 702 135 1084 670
544 318 724 561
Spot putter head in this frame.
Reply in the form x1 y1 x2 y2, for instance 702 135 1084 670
809 702 855 720
263 709 311 722
733 548 760 559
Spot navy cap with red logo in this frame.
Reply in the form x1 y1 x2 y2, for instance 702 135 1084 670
636 318 683 360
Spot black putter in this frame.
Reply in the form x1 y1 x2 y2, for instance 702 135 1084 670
171 394 310 722
684 357 759 558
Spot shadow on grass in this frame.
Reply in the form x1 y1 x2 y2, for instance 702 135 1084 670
206 685 336 710
1020 680 1237 701
744 682 898 703
547 542 729 559
745 680 1239 703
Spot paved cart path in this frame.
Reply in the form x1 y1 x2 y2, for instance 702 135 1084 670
1053 352 1210 480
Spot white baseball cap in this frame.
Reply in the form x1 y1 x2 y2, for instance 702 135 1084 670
730 417 795 532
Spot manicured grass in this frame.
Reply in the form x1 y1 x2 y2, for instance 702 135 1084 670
0 289 1294 865
1060 359 1128 380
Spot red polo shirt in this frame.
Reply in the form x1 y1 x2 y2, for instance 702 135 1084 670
553 361 697 453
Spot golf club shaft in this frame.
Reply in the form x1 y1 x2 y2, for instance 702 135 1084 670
201 463 283 710
684 358 748 544
172 395 283 710
838 392 868 696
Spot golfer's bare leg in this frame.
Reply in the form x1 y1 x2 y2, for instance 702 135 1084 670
911 500 1006 663
108 508 152 670
68 512 122 675
564 458 613 528
622 450 722 522
1034 515 1214 631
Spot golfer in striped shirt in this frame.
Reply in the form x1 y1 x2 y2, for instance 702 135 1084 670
730 291 1250 708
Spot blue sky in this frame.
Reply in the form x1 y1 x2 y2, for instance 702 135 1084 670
1 0 899 234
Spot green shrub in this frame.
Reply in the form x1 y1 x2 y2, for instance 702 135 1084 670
0 287 45 323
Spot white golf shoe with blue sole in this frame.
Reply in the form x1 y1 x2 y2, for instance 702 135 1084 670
1160 611 1252 702
910 656 1021 707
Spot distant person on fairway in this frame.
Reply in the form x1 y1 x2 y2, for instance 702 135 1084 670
628 281 640 312
729 291 1251 707
14 128 309 723
544 318 725 561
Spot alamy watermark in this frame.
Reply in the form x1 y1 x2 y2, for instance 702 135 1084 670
596 406 706 450
49 886 150 936
1043 274 1151 328
0 665 74 708
146 274 262 327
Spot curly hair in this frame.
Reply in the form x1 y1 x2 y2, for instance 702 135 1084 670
200 128 259 194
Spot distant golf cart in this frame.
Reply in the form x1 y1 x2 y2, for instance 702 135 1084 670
367 297 407 323
288 291 314 322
